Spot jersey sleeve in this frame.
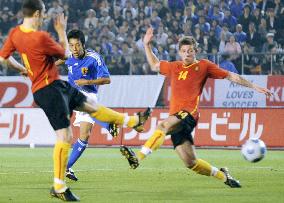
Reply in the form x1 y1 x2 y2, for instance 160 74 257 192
40 32 65 59
94 56 110 78
160 60 171 76
206 59 229 79
0 31 16 59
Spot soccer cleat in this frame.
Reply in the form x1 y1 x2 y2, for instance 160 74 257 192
220 167 241 188
50 187 80 201
133 107 152 132
120 145 139 169
109 123 119 137
66 168 78 182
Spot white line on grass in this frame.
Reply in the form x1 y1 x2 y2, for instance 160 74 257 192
0 166 283 175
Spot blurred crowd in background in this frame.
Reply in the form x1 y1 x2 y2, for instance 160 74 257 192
1 0 284 76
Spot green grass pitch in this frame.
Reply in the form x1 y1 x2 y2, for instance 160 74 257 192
0 147 283 203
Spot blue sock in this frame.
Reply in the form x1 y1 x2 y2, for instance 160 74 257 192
92 118 110 131
67 139 88 169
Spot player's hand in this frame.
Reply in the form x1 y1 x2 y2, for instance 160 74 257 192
20 68 28 77
143 27 154 46
54 13 68 33
75 79 90 86
254 85 273 97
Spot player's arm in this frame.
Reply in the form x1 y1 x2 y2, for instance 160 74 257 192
55 59 66 66
0 56 28 76
226 72 272 97
143 27 160 72
75 77 110 86
54 13 70 58
6 56 28 76
0 32 27 76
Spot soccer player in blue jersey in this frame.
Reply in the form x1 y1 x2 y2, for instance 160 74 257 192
63 29 119 181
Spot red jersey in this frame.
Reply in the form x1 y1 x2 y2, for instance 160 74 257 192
0 26 65 93
160 59 229 120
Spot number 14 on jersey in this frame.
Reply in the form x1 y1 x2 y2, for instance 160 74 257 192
178 71 188 80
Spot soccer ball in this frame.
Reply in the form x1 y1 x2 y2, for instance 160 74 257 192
241 138 267 162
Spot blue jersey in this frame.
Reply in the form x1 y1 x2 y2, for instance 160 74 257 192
66 49 110 93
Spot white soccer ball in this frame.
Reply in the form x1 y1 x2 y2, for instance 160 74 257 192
241 138 267 162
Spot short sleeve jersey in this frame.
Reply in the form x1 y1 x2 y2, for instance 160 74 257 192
0 26 65 93
65 49 110 94
160 59 229 120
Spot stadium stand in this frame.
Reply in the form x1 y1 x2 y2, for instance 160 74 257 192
0 0 284 75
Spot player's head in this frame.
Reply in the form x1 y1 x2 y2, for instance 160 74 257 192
67 29 86 58
178 36 198 65
22 0 46 28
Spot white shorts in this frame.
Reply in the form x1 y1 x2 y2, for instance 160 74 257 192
73 91 98 127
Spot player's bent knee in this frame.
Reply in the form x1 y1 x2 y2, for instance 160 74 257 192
80 133 90 142
157 121 170 133
55 127 73 143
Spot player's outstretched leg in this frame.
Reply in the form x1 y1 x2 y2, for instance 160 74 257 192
50 186 80 201
120 145 139 169
220 167 241 188
87 105 152 132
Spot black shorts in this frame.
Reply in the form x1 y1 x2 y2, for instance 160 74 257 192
171 110 197 148
33 80 86 130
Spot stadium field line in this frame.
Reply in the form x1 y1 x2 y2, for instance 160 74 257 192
0 166 283 175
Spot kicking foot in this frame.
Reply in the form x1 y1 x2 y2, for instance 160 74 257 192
133 107 152 132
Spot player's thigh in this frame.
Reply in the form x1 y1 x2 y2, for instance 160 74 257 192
79 121 93 140
74 92 99 114
67 82 87 112
75 100 99 114
175 141 197 168
157 115 182 133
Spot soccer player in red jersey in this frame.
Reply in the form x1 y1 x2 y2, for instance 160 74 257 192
0 0 150 201
121 27 272 188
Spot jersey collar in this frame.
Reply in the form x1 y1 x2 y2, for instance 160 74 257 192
19 25 36 33
183 60 199 69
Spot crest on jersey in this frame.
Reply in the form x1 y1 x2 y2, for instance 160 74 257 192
195 66 199 71
81 67 88 75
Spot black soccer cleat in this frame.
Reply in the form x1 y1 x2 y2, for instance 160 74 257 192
50 187 80 201
120 145 139 169
133 107 152 132
220 167 241 188
66 168 78 182
109 123 120 137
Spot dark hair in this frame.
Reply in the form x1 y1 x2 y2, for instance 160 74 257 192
22 0 43 17
67 29 85 46
222 53 231 60
178 36 198 50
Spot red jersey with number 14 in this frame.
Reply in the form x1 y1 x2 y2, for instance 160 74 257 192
0 26 65 93
160 59 229 120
